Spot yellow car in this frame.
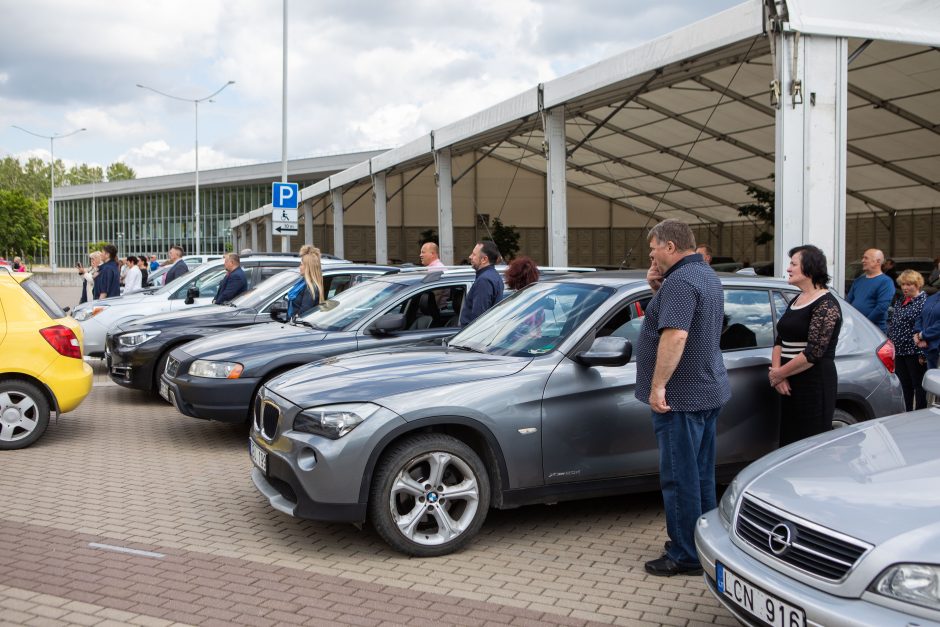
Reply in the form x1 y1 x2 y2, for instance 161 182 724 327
0 268 93 449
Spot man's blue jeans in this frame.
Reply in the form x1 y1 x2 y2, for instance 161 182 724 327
653 407 720 566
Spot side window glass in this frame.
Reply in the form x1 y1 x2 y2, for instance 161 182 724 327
390 285 467 330
258 266 287 282
595 293 651 362
773 291 791 321
721 289 773 350
325 274 353 299
171 269 224 299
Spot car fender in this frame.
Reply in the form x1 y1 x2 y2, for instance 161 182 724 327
357 414 510 508
0 372 59 413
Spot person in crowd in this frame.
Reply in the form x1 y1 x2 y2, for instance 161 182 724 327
11 256 26 272
96 244 122 299
504 256 539 291
929 257 940 289
459 240 504 326
137 256 149 285
149 255 160 272
419 242 445 268
636 219 730 577
769 245 842 445
846 248 893 332
77 251 102 304
888 270 928 411
883 258 898 283
914 289 940 369
123 255 142 293
213 253 248 304
286 248 323 318
163 245 189 283
694 244 713 265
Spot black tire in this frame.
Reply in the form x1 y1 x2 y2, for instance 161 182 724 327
369 433 490 557
151 350 172 397
0 380 51 450
831 408 857 430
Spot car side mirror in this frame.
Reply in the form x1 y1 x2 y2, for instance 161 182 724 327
184 286 199 305
578 336 632 367
269 301 288 321
370 313 406 336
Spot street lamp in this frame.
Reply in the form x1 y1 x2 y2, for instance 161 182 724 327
11 125 86 271
136 80 235 258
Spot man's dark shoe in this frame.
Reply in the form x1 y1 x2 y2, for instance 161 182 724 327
644 555 703 577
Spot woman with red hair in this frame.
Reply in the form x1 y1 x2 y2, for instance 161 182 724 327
504 256 539 291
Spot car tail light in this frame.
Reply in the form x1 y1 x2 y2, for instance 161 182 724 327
39 325 82 359
877 339 895 373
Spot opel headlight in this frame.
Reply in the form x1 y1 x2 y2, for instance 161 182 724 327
189 359 244 379
117 330 161 347
293 403 381 439
718 476 743 526
873 564 940 611
73 305 108 321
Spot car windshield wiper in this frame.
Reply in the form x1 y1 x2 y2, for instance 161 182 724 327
292 318 321 330
448 342 483 353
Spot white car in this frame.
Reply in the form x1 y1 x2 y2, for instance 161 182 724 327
73 255 344 357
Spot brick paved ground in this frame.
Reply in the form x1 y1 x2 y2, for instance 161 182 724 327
0 361 736 626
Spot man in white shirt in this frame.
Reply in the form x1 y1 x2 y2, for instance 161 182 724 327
420 242 445 268
123 255 143 293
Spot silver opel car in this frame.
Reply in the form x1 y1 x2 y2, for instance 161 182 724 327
696 370 940 627
248 272 904 557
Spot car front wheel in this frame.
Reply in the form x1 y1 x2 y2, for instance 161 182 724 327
369 433 490 557
0 380 51 450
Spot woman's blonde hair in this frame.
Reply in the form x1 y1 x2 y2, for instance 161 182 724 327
89 251 103 263
897 269 924 289
299 248 324 301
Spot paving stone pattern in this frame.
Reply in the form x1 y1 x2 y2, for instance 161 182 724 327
0 361 736 626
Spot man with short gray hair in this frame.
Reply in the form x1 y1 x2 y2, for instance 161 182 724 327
846 248 894 333
636 218 730 577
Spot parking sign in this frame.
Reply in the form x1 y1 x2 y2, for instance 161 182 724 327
272 182 299 210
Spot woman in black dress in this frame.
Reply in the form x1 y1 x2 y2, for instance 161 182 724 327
769 245 842 446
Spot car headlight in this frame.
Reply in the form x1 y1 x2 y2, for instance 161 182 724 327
73 305 108 321
293 402 381 439
189 359 244 379
873 564 940 611
117 330 161 347
719 476 743 526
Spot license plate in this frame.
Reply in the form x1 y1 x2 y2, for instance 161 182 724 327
159 380 169 402
249 440 267 474
716 562 805 627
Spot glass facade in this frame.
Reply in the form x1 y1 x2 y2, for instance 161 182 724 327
54 181 315 266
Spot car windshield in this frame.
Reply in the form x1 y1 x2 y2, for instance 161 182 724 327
448 281 614 357
231 270 298 309
298 279 410 331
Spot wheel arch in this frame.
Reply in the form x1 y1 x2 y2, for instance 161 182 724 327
359 416 510 510
835 393 874 423
0 373 59 413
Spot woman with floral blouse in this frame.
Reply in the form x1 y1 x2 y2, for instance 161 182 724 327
888 269 928 410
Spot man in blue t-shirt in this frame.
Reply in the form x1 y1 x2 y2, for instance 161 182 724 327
636 219 730 577
846 248 894 333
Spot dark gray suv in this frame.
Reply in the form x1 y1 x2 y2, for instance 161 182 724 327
249 272 904 556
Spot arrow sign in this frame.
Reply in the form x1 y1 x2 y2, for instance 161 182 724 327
275 225 298 233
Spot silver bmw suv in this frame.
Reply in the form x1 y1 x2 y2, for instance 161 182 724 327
248 272 904 556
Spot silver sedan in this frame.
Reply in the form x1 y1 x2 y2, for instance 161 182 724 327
696 370 940 627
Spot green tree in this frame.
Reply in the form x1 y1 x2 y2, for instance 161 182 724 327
737 176 775 245
0 190 46 257
490 218 520 261
87 240 110 254
106 162 136 181
65 164 105 185
0 156 57 201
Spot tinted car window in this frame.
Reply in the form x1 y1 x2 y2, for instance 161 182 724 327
21 279 66 319
385 285 466 330
232 270 298 309
773 291 792 320
721 289 773 350
450 282 614 357
171 268 227 300
301 279 410 331
595 294 650 362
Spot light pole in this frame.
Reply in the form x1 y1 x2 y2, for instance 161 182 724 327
136 80 235 257
11 125 86 271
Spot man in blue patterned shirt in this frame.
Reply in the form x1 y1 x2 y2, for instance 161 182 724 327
635 219 731 576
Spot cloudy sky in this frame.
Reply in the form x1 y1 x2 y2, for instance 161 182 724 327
0 0 741 179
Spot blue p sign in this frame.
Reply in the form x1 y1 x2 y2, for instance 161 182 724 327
272 182 299 209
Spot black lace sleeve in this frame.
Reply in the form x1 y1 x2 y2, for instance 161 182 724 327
804 296 841 363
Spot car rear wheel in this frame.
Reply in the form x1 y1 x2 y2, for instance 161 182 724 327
369 433 490 557
832 408 857 430
0 380 51 450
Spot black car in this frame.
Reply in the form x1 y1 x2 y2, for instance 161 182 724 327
159 269 482 424
108 265 398 394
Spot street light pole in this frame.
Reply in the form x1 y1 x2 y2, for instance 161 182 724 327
136 80 235 257
11 125 86 272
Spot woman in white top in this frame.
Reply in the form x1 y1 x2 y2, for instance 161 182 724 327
123 255 143 293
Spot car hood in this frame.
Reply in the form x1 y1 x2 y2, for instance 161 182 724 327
126 305 242 329
179 322 326 360
744 410 940 546
267 347 530 407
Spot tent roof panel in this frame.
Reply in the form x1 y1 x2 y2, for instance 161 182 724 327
852 129 939 161
786 0 940 47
